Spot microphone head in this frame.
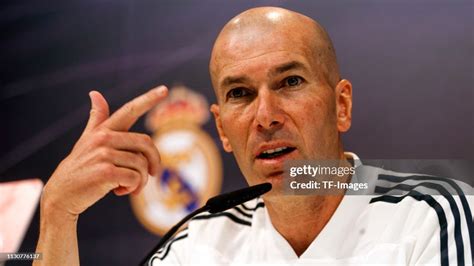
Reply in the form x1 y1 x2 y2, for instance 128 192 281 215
205 183 272 213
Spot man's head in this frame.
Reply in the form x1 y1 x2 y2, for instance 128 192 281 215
209 7 353 193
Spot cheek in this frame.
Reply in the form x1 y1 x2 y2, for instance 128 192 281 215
220 110 253 174
293 90 336 125
220 108 249 149
289 90 338 147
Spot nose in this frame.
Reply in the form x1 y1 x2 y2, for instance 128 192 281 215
254 88 284 133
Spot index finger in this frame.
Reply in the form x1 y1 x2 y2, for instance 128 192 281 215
104 85 168 131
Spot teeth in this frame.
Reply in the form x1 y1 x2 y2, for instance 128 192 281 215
262 146 288 154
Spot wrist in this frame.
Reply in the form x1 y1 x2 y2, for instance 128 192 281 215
40 193 79 226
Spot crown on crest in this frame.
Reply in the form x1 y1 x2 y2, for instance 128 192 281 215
145 85 210 131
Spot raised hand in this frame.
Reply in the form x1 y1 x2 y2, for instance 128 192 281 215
41 86 168 218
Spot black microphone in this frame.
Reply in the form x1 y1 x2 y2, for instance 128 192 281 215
139 182 272 265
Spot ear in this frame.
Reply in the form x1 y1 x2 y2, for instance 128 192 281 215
335 79 352 132
210 104 233 152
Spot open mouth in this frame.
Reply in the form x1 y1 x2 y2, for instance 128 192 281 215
256 146 296 159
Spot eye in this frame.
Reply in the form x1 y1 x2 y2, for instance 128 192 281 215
227 88 249 99
284 76 303 87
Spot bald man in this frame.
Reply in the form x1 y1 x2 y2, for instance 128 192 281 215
34 7 473 266
208 5 353 257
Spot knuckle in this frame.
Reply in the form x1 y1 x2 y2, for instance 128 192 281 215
140 134 154 146
98 147 112 159
93 130 111 146
129 170 140 183
136 154 148 172
143 136 159 158
137 152 147 162
98 163 115 178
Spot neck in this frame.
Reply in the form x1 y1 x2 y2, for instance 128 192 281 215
263 153 352 257
264 194 344 257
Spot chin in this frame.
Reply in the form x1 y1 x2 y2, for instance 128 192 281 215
258 175 285 199
261 188 293 202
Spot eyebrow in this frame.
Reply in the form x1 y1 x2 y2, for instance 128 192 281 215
219 61 307 88
220 76 251 88
272 61 307 76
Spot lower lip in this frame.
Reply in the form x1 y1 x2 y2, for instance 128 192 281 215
254 149 298 172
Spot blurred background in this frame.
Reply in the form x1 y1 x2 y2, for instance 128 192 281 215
1 0 472 265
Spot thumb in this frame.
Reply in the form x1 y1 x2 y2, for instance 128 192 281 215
85 90 110 131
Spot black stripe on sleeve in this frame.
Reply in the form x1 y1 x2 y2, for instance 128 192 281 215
148 202 266 264
240 201 265 211
156 228 188 255
370 190 449 266
148 233 189 265
149 255 158 266
157 233 188 261
192 211 252 226
375 182 464 266
378 174 474 262
191 201 265 226
233 205 254 218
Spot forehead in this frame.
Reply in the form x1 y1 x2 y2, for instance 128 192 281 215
211 25 319 87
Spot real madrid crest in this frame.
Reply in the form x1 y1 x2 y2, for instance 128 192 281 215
130 85 222 236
